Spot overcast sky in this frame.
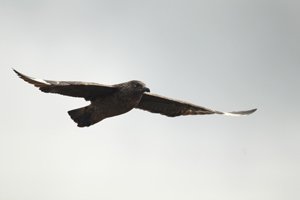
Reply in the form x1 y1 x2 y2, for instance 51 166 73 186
1 0 300 199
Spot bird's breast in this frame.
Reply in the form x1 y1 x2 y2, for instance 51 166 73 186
92 92 143 117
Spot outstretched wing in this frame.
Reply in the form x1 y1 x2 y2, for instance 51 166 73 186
13 69 118 101
136 93 257 117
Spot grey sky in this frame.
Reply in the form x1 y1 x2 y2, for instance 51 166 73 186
1 0 300 199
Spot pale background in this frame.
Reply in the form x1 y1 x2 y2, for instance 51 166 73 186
1 0 299 200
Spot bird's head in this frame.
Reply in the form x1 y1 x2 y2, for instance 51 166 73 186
128 80 150 93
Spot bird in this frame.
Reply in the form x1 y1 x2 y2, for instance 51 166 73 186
13 69 257 127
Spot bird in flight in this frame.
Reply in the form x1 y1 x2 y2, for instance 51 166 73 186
13 69 257 127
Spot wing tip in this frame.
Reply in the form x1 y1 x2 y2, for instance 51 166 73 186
13 68 50 87
12 68 29 80
221 108 257 116
12 68 22 77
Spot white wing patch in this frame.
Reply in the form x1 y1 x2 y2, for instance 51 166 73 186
222 112 243 117
32 78 50 85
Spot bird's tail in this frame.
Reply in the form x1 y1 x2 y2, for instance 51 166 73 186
68 105 97 127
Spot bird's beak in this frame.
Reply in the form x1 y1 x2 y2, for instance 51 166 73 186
143 87 150 93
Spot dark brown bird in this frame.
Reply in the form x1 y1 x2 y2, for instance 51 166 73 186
13 69 257 127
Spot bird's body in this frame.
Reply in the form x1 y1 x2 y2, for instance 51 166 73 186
68 81 148 126
13 69 257 127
